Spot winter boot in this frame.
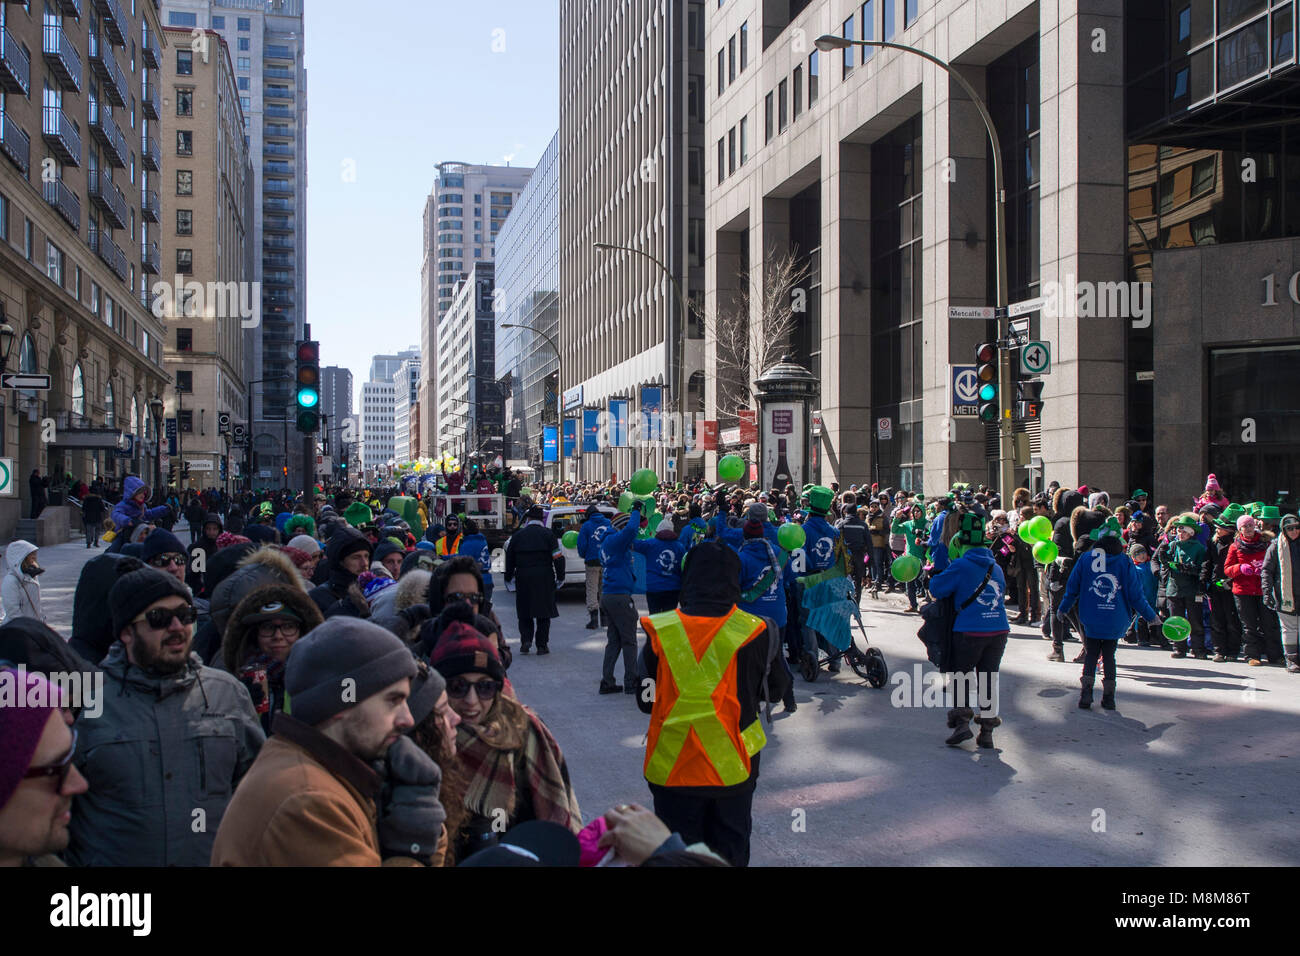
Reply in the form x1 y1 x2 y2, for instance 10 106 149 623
946 706 975 728
1100 679 1116 710
1288 654 1300 674
944 717 973 747
1078 674 1095 709
1047 647 1065 662
975 716 1001 749
585 610 599 630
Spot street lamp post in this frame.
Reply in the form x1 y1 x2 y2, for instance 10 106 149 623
592 241 689 478
501 322 561 479
814 34 1014 500
147 395 164 504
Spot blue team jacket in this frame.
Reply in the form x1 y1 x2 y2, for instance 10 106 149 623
1059 543 1158 641
927 548 1009 633
598 506 642 594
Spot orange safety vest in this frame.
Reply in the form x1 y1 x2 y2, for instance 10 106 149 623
640 608 767 788
436 533 461 556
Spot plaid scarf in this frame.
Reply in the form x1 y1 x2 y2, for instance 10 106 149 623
455 696 582 834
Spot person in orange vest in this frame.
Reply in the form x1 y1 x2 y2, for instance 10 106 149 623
633 540 785 867
436 514 463 558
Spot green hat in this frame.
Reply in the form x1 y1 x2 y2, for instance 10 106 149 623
1132 489 1148 498
806 485 834 515
344 501 374 528
1173 515 1199 530
1215 504 1245 528
1245 501 1263 516
257 501 274 518
1259 505 1281 521
1090 516 1123 540
285 514 317 538
956 511 985 546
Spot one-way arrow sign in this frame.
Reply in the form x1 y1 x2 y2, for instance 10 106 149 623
1 373 51 390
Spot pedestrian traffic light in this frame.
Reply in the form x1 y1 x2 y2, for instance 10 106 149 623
976 343 999 423
1016 380 1045 420
295 340 320 433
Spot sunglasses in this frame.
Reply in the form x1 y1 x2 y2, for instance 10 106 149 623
446 677 500 701
24 727 77 787
134 605 198 629
150 554 187 568
445 591 484 605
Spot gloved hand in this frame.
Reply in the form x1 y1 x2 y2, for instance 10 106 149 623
1145 617 1161 627
1056 609 1068 623
373 736 445 863
1240 563 1257 576
1264 594 1277 611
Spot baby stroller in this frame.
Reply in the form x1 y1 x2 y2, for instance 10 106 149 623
794 547 888 687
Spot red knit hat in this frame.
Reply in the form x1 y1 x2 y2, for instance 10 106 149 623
0 669 62 811
429 620 505 682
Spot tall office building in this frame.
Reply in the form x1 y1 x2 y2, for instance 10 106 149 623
369 348 418 386
162 0 307 488
157 27 250 490
558 0 706 481
319 363 352 469
0 0 175 533
495 132 559 474
418 161 530 458
359 377 394 476
436 263 502 461
391 354 419 463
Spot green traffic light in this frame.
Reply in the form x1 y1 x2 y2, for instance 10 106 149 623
296 387 319 409
978 382 997 402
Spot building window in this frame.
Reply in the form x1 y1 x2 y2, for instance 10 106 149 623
23 218 32 261
793 66 803 120
176 89 193 116
212 15 225 28
46 241 63 286
904 0 919 28
176 171 192 195
728 127 736 175
688 3 704 50
237 17 250 31
689 146 703 190
0 193 7 241
778 78 789 131
177 50 192 75
809 51 820 105
177 327 192 351
765 91 773 142
844 15 858 78
91 281 101 316
240 96 250 110
176 370 192 392
237 76 249 90
728 34 736 83
717 48 725 93
176 248 193 273
739 116 748 165
237 56 250 70
168 11 196 26
176 130 192 156
688 74 703 120
72 363 85 416
740 21 748 70
882 0 896 41
717 137 725 183
689 218 704 268
176 209 192 235
238 37 249 51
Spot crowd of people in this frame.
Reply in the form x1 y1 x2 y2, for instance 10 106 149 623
1 465 1296 869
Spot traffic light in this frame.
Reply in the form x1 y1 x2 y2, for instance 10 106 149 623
975 342 999 423
1016 380 1045 420
295 340 320 433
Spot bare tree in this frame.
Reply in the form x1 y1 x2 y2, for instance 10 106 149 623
701 245 810 423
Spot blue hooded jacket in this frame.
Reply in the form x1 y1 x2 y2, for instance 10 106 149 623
797 514 840 575
577 513 611 564
457 532 492 578
1059 540 1158 641
598 505 642 594
109 475 172 533
632 525 691 593
738 536 788 627
927 547 1009 633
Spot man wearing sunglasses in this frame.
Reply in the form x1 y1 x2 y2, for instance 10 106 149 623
142 527 189 583
0 669 89 867
66 565 264 867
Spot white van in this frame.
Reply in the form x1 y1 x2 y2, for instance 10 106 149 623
545 501 622 588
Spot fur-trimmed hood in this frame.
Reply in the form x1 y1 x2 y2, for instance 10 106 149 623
209 545 307 637
221 582 324 674
1071 507 1107 545
395 570 432 613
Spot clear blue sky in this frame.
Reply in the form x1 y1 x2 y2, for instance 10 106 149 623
303 0 559 410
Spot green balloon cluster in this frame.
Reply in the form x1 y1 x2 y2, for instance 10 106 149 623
891 554 921 583
777 523 806 552
717 454 746 483
561 530 578 549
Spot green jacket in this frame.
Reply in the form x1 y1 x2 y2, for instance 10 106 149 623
1155 537 1210 597
892 517 928 559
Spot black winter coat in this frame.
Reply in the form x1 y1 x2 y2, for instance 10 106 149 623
504 523 564 620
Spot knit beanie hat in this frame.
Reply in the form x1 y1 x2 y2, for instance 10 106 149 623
280 546 314 573
0 669 62 811
109 565 193 638
745 501 768 523
743 519 763 538
956 512 985 546
142 528 186 562
1237 515 1258 533
1205 474 1221 492
1282 514 1299 531
216 532 252 550
287 534 321 555
374 541 405 564
407 658 446 726
1128 543 1149 561
429 620 505 682
284 617 417 727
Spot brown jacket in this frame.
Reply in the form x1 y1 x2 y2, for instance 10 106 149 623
211 713 442 866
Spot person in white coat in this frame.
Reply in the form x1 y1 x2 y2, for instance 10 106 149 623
1 541 45 623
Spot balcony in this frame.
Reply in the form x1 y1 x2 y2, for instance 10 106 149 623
88 27 127 107
88 226 128 281
42 24 81 93
263 143 294 160
264 291 294 308
141 239 159 275
141 132 159 171
265 86 293 102
263 215 294 234
41 106 82 167
263 254 293 269
87 99 126 168
0 112 28 175
87 169 128 229
263 237 293 252
263 66 293 80
43 178 80 231
263 161 291 177
142 76 159 120
263 180 293 196
93 0 127 47
264 105 293 120
264 197 293 213
59 0 82 19
141 187 159 222
0 26 29 95
141 22 160 69
263 271 293 289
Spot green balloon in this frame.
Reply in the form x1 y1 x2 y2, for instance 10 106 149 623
561 530 578 549
718 454 746 483
1032 540 1059 564
1018 521 1040 544
630 468 658 496
777 523 806 551
891 554 921 583
1027 515 1053 542
1163 616 1191 642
